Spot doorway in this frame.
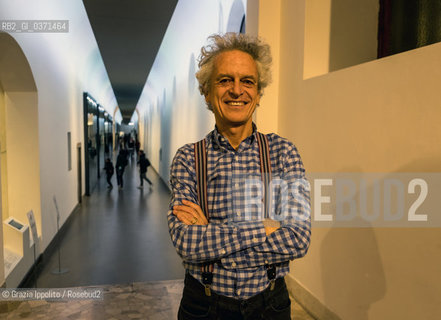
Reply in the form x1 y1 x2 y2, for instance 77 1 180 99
77 143 82 203
0 33 40 286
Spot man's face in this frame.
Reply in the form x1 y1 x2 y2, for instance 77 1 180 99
205 50 260 130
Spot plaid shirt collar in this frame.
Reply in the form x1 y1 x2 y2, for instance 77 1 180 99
211 122 258 152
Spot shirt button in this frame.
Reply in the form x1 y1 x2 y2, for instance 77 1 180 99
237 289 241 295
265 260 269 264
231 262 237 268
221 249 226 255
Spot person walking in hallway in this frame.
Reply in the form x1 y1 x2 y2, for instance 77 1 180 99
168 33 311 319
104 158 114 189
115 150 128 190
137 150 153 189
135 137 140 158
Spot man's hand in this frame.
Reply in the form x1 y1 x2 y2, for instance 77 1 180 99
173 200 209 225
265 227 279 236
262 219 281 236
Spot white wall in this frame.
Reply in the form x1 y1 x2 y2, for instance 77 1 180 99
304 0 379 78
137 0 247 185
0 0 120 255
3 92 40 234
246 0 281 134
254 0 441 319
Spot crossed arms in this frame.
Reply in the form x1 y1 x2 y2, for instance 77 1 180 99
167 142 311 268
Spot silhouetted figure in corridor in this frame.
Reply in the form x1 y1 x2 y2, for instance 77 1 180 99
104 158 114 188
128 138 135 158
137 150 152 189
115 150 128 190
135 138 140 157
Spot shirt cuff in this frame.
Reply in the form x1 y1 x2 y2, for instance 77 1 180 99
237 221 266 248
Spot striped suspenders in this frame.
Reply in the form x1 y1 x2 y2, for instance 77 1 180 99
194 140 209 220
194 139 213 296
256 132 272 219
194 132 275 296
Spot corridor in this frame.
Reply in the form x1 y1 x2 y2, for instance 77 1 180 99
25 155 184 288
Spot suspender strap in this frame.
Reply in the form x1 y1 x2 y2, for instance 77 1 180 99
256 132 272 219
194 132 276 295
194 139 209 219
195 139 213 295
256 133 277 290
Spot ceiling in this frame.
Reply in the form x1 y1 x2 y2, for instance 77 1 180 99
82 0 178 124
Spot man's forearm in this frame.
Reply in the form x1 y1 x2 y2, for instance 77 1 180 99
220 219 311 268
168 211 267 263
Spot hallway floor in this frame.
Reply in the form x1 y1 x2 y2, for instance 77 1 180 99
1 154 314 319
26 154 185 288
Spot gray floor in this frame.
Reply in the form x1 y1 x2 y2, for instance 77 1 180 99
27 154 185 288
2 280 184 320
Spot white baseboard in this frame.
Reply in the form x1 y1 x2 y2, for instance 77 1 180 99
285 274 342 320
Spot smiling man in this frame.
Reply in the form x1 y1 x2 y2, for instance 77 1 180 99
168 33 311 320
205 49 260 148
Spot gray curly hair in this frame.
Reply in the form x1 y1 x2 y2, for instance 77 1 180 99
195 33 272 110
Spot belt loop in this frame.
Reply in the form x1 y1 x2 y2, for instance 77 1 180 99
201 264 214 296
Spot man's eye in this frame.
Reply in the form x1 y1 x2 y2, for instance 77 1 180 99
219 79 232 85
242 80 256 87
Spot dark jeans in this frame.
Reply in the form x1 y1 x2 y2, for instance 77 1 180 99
178 273 291 320
139 172 152 186
106 174 113 187
116 170 124 187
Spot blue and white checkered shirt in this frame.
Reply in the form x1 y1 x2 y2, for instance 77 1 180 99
168 125 311 299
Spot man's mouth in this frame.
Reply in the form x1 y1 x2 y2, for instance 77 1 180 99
224 101 247 106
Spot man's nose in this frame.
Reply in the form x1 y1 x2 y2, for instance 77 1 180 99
229 80 243 97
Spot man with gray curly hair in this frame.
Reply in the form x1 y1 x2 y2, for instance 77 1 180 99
168 32 311 319
196 33 272 105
